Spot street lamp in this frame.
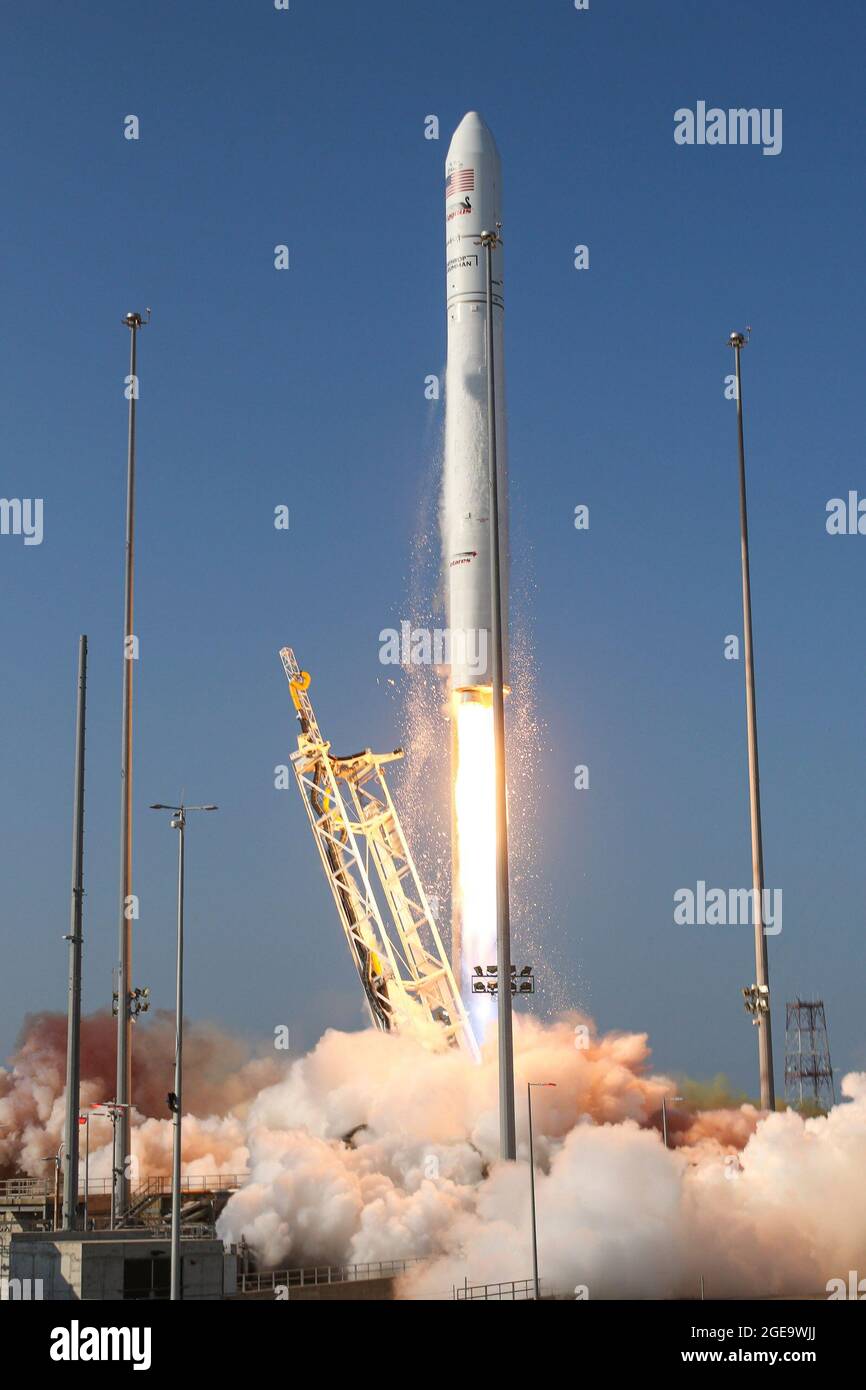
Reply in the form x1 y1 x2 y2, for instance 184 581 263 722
87 1101 129 1228
43 1147 64 1231
115 308 150 1226
527 1082 556 1299
81 1102 126 1229
150 801 218 1300
78 1111 90 1229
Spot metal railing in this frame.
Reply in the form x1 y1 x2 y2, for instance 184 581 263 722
239 1258 421 1292
129 1173 248 1196
0 1172 248 1205
453 1277 538 1300
142 1220 215 1239
0 1178 54 1203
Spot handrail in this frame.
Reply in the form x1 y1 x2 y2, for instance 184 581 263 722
0 1172 249 1203
453 1277 537 1300
239 1258 421 1292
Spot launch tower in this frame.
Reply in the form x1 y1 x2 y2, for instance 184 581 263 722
280 647 479 1060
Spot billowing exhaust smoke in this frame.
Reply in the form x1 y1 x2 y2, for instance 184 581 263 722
215 1018 866 1297
5 1008 864 1299
0 1010 280 1181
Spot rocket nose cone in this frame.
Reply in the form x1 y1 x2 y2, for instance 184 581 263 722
446 110 500 167
456 111 487 135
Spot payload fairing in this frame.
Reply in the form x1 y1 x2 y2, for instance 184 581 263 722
443 111 509 698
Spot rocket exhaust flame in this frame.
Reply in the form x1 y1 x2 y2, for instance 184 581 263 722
452 694 497 1033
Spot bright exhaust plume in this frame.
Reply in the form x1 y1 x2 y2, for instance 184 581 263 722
453 696 497 1031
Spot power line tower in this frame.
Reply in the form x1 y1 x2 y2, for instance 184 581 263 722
784 999 835 1110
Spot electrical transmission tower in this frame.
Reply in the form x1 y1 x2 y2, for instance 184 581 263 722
280 647 478 1061
784 999 835 1110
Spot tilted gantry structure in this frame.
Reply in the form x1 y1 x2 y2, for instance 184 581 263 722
280 647 479 1061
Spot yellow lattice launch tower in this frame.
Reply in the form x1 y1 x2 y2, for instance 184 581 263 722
280 647 479 1060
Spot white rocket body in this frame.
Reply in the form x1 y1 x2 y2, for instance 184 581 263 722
443 111 508 697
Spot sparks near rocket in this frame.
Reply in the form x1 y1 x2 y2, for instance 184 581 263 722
444 112 509 698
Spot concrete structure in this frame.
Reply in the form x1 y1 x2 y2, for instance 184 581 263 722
5 1230 235 1301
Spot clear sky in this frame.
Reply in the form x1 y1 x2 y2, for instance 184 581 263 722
1 0 863 1096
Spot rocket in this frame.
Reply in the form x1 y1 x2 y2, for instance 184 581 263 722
444 113 509 1003
443 111 509 700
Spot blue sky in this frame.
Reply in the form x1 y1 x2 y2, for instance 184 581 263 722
1 0 863 1097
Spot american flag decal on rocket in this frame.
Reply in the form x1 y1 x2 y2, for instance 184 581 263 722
445 168 474 199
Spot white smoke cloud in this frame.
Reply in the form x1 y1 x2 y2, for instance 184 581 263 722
6 1008 863 1298
217 1018 866 1299
0 1009 278 1181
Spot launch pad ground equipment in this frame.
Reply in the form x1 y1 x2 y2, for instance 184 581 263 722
280 647 479 1061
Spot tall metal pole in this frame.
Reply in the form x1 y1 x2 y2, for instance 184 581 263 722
114 310 146 1222
730 331 775 1112
528 1084 539 1299
150 801 218 1300
63 635 87 1230
83 1115 90 1230
104 1104 128 1230
482 228 516 1161
171 809 185 1301
109 1110 116 1231
527 1082 554 1300
53 1150 62 1231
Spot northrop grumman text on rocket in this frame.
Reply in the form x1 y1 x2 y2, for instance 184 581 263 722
443 111 509 701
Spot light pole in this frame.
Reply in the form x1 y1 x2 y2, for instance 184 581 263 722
479 224 516 1162
94 1102 128 1229
44 1149 64 1231
79 1111 90 1229
527 1082 556 1299
87 1102 127 1228
728 330 775 1113
151 801 218 1300
115 308 150 1223
63 635 87 1231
